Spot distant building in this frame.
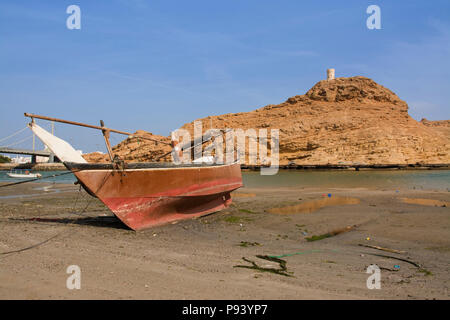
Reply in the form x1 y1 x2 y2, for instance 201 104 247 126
36 155 50 163
11 156 31 164
36 146 55 163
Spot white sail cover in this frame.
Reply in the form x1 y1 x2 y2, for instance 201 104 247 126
28 122 87 163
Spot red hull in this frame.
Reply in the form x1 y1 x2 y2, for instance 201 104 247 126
70 163 242 230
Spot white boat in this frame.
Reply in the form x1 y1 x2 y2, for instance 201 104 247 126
7 171 42 179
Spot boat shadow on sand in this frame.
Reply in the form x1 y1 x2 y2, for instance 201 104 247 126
9 215 129 230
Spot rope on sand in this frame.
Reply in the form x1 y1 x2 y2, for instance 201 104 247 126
0 171 96 258
0 233 62 256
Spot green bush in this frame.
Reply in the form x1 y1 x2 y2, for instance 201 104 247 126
0 155 11 163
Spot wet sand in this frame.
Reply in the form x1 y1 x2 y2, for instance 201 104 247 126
0 181 449 299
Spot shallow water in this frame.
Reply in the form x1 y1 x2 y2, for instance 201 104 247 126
1 169 449 191
243 170 450 191
0 170 75 184
267 197 360 214
401 197 449 207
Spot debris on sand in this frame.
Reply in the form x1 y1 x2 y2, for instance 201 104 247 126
269 249 325 259
239 241 261 247
234 255 293 277
305 225 357 242
358 243 406 254
365 252 425 271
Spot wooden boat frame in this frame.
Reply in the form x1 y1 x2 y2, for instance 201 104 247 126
24 113 243 230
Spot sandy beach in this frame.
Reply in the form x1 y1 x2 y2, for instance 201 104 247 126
0 178 449 300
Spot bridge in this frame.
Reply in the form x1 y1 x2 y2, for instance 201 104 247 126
0 126 58 163
0 147 57 163
0 147 51 157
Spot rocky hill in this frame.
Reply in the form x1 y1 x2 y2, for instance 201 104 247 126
83 130 172 163
84 76 450 165
420 119 450 138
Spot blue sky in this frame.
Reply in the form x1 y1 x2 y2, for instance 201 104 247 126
0 0 449 153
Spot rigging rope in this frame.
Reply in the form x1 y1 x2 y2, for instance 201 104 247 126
0 169 93 257
0 170 79 188
2 135 33 148
0 127 28 143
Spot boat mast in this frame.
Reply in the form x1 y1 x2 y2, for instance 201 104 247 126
24 113 128 161
31 116 35 151
24 113 132 136
100 120 114 161
24 113 173 162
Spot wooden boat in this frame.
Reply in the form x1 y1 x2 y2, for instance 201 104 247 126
24 113 243 230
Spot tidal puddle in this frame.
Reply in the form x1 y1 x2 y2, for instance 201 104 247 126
267 197 360 214
32 185 54 192
231 192 256 198
401 198 449 207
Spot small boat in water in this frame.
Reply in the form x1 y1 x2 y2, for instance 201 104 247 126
24 113 243 230
7 170 42 179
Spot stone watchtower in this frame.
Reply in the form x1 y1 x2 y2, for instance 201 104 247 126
327 68 335 80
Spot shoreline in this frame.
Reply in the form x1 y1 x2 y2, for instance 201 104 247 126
0 163 67 171
1 162 449 171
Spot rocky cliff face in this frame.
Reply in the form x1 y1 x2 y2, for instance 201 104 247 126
83 130 172 163
84 76 450 165
420 119 450 138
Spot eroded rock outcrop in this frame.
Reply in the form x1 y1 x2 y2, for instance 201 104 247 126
84 76 450 165
83 130 171 163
